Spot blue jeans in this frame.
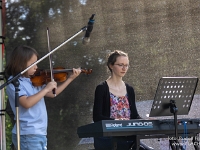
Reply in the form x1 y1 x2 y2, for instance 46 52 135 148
12 134 47 150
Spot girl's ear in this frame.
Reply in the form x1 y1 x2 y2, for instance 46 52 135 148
109 64 113 70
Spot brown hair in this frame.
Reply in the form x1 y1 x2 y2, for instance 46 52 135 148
107 50 128 72
5 45 39 79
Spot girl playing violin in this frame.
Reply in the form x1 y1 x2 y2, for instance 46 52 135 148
5 45 81 150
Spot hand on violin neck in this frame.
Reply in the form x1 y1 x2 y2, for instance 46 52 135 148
68 68 82 80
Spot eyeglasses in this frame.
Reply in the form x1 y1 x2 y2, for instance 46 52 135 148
114 64 130 68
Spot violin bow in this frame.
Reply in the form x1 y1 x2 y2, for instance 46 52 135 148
47 27 56 97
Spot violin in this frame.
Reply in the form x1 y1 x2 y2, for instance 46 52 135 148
30 67 92 86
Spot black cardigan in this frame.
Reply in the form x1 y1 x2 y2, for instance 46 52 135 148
93 81 141 122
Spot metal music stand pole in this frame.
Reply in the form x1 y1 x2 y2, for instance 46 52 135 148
11 79 20 150
0 25 87 150
169 99 179 150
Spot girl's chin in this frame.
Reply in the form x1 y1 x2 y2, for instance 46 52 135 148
29 73 35 77
120 73 126 76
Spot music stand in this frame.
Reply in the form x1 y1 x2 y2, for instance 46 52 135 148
149 77 198 150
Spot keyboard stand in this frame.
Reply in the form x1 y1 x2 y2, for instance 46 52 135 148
111 140 117 150
135 136 140 150
128 136 139 150
111 136 148 150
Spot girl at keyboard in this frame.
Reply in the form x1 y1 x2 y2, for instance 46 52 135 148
92 50 153 150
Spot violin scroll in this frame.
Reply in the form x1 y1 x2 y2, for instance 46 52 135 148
81 68 92 75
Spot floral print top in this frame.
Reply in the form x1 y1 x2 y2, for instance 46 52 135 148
110 92 131 119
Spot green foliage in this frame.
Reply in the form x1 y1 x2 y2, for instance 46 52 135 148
4 96 14 150
5 113 13 150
